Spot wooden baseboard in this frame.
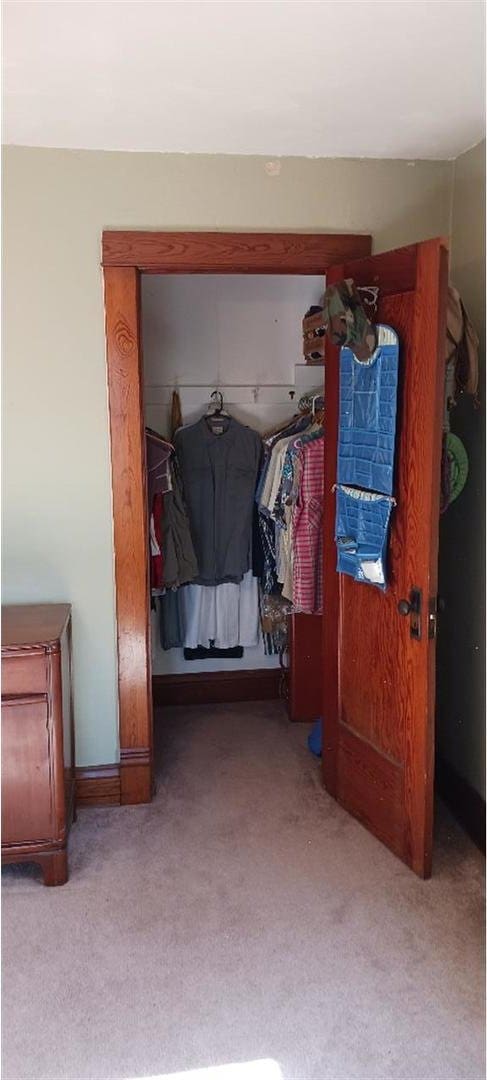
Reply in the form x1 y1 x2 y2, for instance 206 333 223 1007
119 747 152 805
153 668 281 707
75 764 121 807
436 755 485 853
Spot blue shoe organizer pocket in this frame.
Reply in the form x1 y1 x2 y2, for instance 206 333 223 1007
335 484 395 591
338 326 399 497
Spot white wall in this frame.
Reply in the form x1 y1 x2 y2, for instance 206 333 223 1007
142 273 324 675
2 146 454 766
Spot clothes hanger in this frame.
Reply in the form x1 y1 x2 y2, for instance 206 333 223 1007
308 394 324 428
262 413 302 440
207 390 229 415
205 389 231 428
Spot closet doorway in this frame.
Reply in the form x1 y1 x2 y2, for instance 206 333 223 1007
102 231 447 878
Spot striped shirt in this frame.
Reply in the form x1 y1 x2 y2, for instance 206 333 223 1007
292 436 324 614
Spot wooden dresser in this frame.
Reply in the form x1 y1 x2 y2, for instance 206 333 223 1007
1 604 75 885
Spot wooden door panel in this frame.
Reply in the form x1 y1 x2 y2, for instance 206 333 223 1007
323 239 448 877
340 590 406 763
338 726 405 857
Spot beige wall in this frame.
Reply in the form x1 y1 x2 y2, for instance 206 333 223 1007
437 140 486 798
2 146 453 766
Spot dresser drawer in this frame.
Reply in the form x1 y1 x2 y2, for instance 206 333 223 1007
2 651 48 696
2 696 54 845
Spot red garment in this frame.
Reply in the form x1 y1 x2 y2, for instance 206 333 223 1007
150 493 164 590
292 437 324 614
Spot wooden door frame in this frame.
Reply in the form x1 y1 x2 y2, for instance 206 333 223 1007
102 229 372 804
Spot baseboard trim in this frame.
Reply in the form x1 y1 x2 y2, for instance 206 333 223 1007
153 668 281 707
120 747 151 767
436 755 485 853
75 764 121 807
119 747 152 804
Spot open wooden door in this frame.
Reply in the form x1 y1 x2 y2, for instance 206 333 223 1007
322 238 448 877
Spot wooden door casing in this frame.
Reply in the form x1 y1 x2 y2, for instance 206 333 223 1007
104 266 153 805
323 239 448 877
102 231 372 804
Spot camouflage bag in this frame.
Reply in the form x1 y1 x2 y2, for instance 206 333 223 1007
323 279 377 361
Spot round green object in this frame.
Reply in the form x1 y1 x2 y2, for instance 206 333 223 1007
446 432 469 504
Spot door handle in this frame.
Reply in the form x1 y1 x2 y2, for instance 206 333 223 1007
397 588 422 640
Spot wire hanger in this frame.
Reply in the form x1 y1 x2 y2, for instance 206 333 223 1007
210 390 224 414
205 389 230 427
310 394 324 426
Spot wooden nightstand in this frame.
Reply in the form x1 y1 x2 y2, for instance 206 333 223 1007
1 604 75 885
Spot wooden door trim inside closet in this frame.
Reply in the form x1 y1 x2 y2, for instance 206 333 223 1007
102 229 372 804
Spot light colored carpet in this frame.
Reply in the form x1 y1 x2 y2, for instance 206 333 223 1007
2 701 485 1080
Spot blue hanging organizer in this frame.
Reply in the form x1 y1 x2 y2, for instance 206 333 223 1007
335 326 399 591
335 485 395 590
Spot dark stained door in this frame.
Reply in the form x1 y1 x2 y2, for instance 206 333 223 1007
322 239 448 877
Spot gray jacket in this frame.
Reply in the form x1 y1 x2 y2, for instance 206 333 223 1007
174 417 262 586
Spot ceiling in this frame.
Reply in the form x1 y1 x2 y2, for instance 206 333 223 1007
3 0 485 159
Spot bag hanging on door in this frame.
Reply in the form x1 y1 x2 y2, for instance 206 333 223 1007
323 279 378 362
335 484 395 591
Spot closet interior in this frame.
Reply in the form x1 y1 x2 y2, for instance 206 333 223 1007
141 273 326 724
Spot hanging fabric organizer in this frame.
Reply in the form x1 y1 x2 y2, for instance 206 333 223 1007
334 324 399 591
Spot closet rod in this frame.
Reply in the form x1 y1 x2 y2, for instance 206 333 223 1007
145 383 304 390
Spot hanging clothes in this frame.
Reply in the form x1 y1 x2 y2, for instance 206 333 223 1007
292 435 324 614
150 493 164 590
159 588 184 650
445 286 479 402
170 390 183 440
146 430 174 595
179 571 260 650
160 571 260 652
257 414 311 596
146 429 172 505
254 407 325 635
161 458 199 589
174 416 262 586
160 402 264 655
441 285 479 513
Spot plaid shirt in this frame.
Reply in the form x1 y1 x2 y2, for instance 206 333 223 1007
292 436 324 613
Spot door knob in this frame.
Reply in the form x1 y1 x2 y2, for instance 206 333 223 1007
397 588 422 640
